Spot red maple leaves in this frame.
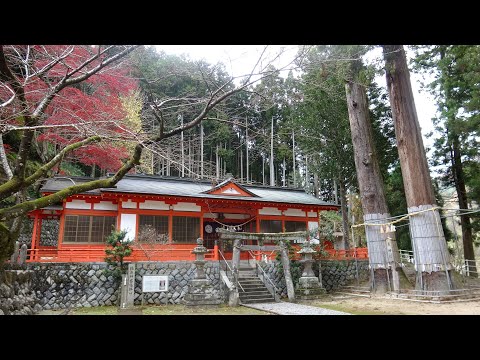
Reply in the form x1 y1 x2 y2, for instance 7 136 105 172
2 45 139 172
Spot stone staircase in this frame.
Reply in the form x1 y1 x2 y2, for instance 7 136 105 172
335 285 371 298
400 262 417 286
237 267 276 304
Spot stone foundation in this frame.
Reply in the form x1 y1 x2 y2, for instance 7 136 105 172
0 270 38 315
1 261 223 311
260 259 370 297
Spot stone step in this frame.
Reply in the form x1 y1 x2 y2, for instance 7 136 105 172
239 284 265 289
239 282 265 286
239 278 264 283
240 293 275 299
241 296 274 299
239 282 265 287
238 282 265 286
239 284 269 288
340 286 370 293
239 290 272 296
240 298 275 304
336 292 371 298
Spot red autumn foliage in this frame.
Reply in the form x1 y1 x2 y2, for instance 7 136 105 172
1 45 139 172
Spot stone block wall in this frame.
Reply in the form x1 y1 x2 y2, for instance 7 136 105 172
133 262 222 305
0 270 38 315
12 261 223 311
28 263 120 310
260 259 370 296
320 260 369 291
39 219 59 247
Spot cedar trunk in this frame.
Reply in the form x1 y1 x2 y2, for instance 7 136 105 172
383 45 454 292
452 136 477 275
345 81 400 292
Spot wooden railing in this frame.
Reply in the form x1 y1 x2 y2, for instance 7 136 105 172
322 248 368 260
24 244 367 263
26 244 217 263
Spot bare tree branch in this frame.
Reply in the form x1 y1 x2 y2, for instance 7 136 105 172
0 136 101 201
0 135 13 179
0 143 143 220
32 45 138 118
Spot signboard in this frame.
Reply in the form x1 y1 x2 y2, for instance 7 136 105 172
142 275 169 293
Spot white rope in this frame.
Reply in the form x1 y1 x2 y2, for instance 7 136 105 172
351 206 441 229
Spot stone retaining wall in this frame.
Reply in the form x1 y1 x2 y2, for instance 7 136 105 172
1 259 367 314
260 259 370 296
22 261 222 310
0 270 38 315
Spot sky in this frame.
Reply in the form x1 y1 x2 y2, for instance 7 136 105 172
154 45 438 150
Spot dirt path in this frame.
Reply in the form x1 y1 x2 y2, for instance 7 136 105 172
304 296 480 315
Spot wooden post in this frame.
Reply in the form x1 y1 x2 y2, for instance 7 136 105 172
213 241 219 261
279 240 295 302
30 213 40 261
383 45 453 292
345 80 400 293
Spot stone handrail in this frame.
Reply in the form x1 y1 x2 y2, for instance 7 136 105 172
246 251 281 301
218 249 244 292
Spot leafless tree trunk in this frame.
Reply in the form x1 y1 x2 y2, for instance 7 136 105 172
313 173 319 198
383 45 454 292
200 123 204 178
338 178 350 250
245 117 249 183
292 130 296 187
270 117 275 186
333 179 338 204
0 135 13 179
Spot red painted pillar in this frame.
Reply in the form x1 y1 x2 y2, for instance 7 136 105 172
213 241 219 261
30 213 40 261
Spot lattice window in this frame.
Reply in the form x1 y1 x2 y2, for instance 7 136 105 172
260 220 282 233
260 220 282 243
285 221 307 232
63 215 116 243
138 215 169 242
172 216 200 243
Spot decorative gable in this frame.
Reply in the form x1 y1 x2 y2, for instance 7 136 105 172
204 179 257 197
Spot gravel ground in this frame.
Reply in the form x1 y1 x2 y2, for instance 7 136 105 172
242 301 351 315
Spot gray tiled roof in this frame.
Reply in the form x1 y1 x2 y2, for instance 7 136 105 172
41 175 338 207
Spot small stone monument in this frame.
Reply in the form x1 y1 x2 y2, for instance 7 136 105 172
184 238 222 306
295 239 326 299
10 241 19 264
18 244 28 265
120 263 136 309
